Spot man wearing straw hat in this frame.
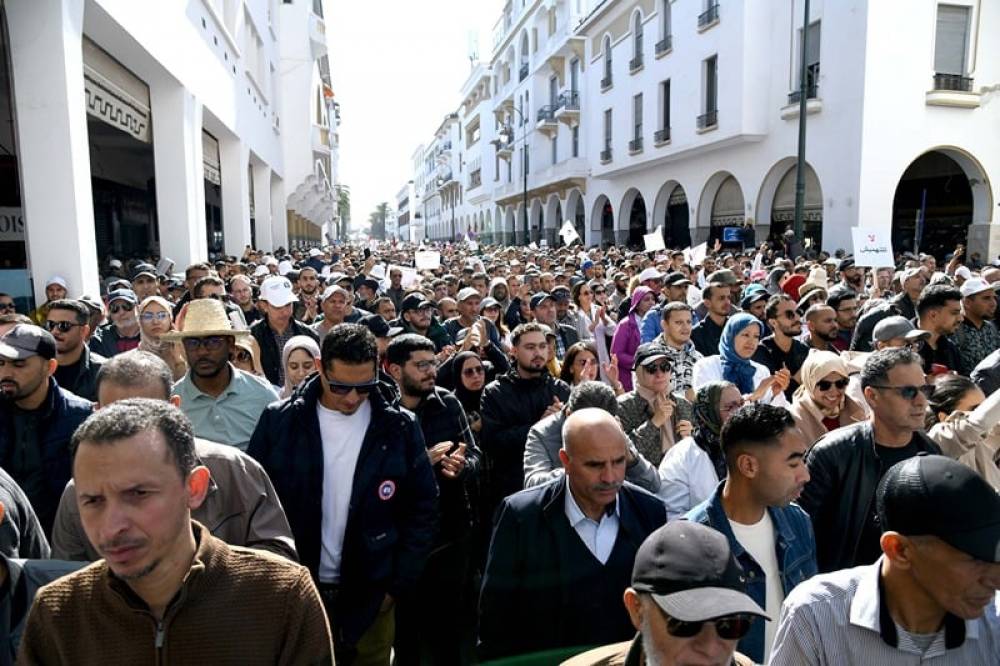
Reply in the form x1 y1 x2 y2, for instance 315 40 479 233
167 299 278 451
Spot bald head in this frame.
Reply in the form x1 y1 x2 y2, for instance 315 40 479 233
559 408 628 519
562 408 628 458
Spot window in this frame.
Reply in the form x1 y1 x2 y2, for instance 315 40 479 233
660 79 671 131
633 93 643 140
705 55 718 112
551 136 558 165
661 0 671 39
549 77 558 106
799 21 821 98
602 36 612 87
633 11 644 64
572 126 579 157
934 4 970 75
604 109 612 150
570 58 580 93
525 145 530 174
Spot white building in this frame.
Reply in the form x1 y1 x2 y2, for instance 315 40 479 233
414 0 999 262
396 180 415 243
0 0 338 308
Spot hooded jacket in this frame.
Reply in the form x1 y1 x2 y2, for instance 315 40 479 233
610 287 653 391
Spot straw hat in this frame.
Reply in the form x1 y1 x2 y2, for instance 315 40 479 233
162 299 248 340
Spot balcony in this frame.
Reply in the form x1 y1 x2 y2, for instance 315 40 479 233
629 54 644 73
601 74 612 91
655 35 673 57
436 170 454 190
696 110 718 131
495 140 513 161
535 106 558 135
311 124 331 154
519 63 529 82
554 90 580 127
600 147 612 164
698 3 720 31
933 73 973 92
308 6 327 59
654 127 671 145
628 137 643 154
927 73 980 108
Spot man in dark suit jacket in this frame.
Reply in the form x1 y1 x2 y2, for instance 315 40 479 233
478 409 667 661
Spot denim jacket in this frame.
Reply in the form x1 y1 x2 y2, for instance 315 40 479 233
686 481 818 663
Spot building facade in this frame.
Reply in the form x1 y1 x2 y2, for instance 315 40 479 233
414 0 999 262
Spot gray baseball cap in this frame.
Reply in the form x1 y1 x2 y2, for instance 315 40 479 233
0 324 56 361
872 316 931 344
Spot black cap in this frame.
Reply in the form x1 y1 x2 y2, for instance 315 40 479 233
837 257 856 273
0 324 57 361
632 343 672 371
130 263 157 280
529 292 555 310
355 276 380 293
631 522 768 622
400 294 432 313
551 286 570 301
358 314 403 339
878 454 1000 563
664 272 692 287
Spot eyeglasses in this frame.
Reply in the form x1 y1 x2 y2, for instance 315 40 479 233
230 350 252 363
44 321 81 333
181 336 228 352
140 311 171 322
411 359 439 372
326 379 378 396
664 613 754 640
778 310 799 321
816 378 850 392
642 361 672 375
462 365 485 377
205 293 229 302
870 384 935 400
109 303 135 314
593 288 606 295
0 303 14 312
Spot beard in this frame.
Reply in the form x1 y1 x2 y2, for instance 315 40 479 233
640 614 664 666
401 374 433 399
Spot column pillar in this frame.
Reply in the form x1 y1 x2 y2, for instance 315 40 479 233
8 0 100 301
219 138 251 257
269 175 288 250
252 162 273 252
151 84 206 269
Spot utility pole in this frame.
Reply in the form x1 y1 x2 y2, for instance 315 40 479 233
793 0 811 246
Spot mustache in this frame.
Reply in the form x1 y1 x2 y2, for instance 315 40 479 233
98 536 146 552
591 481 623 493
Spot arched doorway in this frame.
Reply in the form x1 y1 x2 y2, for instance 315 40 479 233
627 195 647 248
530 199 543 244
710 175 747 248
653 183 691 250
592 195 615 247
566 189 585 245
550 200 562 246
892 150 977 258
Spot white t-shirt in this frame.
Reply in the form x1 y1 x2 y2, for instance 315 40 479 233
317 399 371 583
729 511 783 663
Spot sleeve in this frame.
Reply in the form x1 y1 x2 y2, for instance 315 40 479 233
610 321 635 373
618 401 661 463
453 399 481 482
481 386 533 480
625 446 662 494
639 308 661 344
523 420 563 489
477 500 521 660
658 445 692 520
16 592 59 665
767 598 825 666
277 568 336 666
3 473 50 560
799 441 835 526
390 417 439 598
246 407 276 463
692 356 716 391
240 457 299 562
483 341 510 375
51 482 90 561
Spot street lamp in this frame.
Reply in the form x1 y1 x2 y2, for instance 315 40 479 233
496 107 529 246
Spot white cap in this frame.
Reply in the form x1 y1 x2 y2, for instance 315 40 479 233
955 266 973 281
259 276 298 307
253 264 270 278
45 276 68 290
960 277 993 298
277 260 294 276
309 247 323 257
109 259 123 269
638 267 664 283
264 256 279 267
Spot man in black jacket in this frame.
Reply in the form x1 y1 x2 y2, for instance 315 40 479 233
44 300 105 402
387 334 480 665
480 322 571 518
479 408 667 660
798 347 940 573
248 324 438 665
248 275 319 386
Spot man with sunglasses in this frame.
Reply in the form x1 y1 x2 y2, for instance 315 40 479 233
0 294 15 316
192 275 248 330
88 289 141 358
45 300 105 402
799 348 942 573
565 521 762 666
249 323 438 666
754 294 809 401
686 404 816 663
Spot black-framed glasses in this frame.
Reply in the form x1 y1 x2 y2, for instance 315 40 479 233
643 361 672 375
870 384 934 400
664 613 754 640
816 378 850 392
462 365 485 377
44 320 81 333
109 303 135 314
181 336 228 352
778 310 799 320
411 359 439 372
326 379 378 396
0 302 14 312
593 288 606 295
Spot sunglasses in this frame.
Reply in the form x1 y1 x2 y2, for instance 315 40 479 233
44 321 81 333
0 303 14 312
109 302 135 314
140 311 171 322
870 384 935 400
593 288 606 295
230 350 252 363
462 365 485 377
816 378 850 391
326 379 378 396
664 613 754 640
778 310 799 320
181 336 228 352
642 361 672 375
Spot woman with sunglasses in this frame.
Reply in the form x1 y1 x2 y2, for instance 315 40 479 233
692 313 790 406
230 337 266 378
788 351 866 446
479 297 510 353
447 351 490 444
279 336 321 399
925 374 1000 490
137 296 187 380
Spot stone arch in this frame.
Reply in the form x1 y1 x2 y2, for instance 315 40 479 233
566 188 586 245
697 172 747 247
652 180 692 250
756 158 823 249
591 194 615 247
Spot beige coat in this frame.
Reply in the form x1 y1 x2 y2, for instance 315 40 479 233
789 393 868 448
928 387 1000 490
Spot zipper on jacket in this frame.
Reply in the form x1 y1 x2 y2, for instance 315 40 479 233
155 620 165 653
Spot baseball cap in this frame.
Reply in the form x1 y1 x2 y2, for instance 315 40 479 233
277 260 294 276
354 276 380 293
309 247 323 257
960 278 993 299
637 267 664 283
836 257 856 273
130 263 157 281
872 316 931 344
529 292 555 310
480 297 500 311
108 259 123 270
664 272 692 287
631 521 768 622
739 285 768 310
707 269 739 286
955 265 973 281
901 267 925 285
400 293 432 313
456 287 480 302
321 285 350 302
551 286 571 302
45 276 68 290
877 454 1000 563
0 324 56 361
107 289 138 306
632 343 672 371
359 313 403 339
259 276 298 307
252 264 270 278
581 259 594 270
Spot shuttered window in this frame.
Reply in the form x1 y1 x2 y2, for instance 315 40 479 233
934 5 970 74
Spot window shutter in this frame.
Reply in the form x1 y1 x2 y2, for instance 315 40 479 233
934 5 970 74
805 21 821 67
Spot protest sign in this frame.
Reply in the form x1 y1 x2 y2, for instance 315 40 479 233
643 227 666 252
852 227 894 267
414 250 441 270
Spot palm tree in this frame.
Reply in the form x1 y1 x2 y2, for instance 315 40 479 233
335 184 351 240
369 201 394 240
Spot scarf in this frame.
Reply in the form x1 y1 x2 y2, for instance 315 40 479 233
636 384 674 454
137 295 175 355
719 313 760 394
794 350 849 418
692 381 731 482
451 351 486 417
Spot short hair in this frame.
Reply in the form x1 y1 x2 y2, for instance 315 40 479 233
804 304 833 322
471 272 489 283
298 266 318 277
926 374 979 430
372 296 394 312
46 299 89 325
321 323 377 369
565 380 618 416
916 284 962 318
826 287 857 310
720 403 796 469
764 293 794 322
71 398 197 481
385 333 435 367
185 262 212 279
559 342 599 383
192 276 225 298
511 322 547 347
95 350 173 401
661 301 693 321
702 283 728 300
860 347 923 390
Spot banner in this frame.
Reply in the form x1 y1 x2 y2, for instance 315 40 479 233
414 250 441 270
643 227 666 252
559 220 580 245
684 242 708 267
852 227 894 267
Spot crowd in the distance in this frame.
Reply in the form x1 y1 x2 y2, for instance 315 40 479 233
0 236 997 665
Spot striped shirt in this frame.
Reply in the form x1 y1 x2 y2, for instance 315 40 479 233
770 558 1000 664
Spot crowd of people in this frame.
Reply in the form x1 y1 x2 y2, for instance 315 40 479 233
0 237 997 664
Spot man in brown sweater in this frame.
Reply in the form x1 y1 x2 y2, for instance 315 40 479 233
18 399 333 664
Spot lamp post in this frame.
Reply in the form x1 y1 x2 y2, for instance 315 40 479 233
792 0 811 247
497 106 529 246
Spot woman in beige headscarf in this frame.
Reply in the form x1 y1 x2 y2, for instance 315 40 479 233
137 296 187 380
789 350 867 447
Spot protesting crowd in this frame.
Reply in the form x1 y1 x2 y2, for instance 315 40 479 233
0 235 997 665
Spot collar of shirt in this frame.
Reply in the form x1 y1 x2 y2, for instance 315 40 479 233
849 557 972 651
563 477 619 528
179 364 241 401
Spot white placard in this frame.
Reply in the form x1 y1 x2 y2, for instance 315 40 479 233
414 250 441 270
852 227 894 267
559 220 580 245
529 242 538 250
400 267 420 288
643 226 666 252
684 242 708 267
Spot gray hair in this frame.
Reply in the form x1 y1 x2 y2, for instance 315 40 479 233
565 380 618 416
861 347 923 390
95 351 173 401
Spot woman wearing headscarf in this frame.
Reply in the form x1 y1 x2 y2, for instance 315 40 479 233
925 374 1000 490
788 350 867 446
278 335 321 398
230 336 266 379
610 285 656 391
137 295 187 380
692 312 789 406
658 381 743 520
447 350 489 445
